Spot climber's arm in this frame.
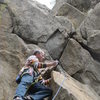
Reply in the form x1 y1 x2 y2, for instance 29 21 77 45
27 59 58 68
37 61 59 68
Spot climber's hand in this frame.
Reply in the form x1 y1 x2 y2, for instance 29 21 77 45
52 60 59 67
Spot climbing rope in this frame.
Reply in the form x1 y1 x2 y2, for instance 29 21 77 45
52 76 66 100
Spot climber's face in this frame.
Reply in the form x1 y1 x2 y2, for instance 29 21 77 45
36 51 45 62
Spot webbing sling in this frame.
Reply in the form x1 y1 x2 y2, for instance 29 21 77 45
21 72 30 78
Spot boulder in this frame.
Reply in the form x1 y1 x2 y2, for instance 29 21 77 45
39 16 75 59
60 39 95 75
77 3 100 57
0 0 100 100
60 38 100 96
0 3 28 99
51 2 85 28
55 0 100 12
0 33 29 99
78 3 100 37
45 30 67 59
51 71 99 100
3 0 68 43
0 32 29 62
73 60 100 96
87 30 100 54
0 57 18 100
56 16 75 33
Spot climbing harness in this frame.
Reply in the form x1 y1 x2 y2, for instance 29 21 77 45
52 76 66 100
16 65 41 84
16 69 32 84
24 78 39 96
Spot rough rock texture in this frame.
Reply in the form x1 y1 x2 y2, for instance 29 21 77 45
73 60 100 96
51 2 85 28
0 2 49 99
0 50 22 100
60 39 100 95
3 0 74 60
0 3 28 99
78 3 100 38
51 71 99 100
56 16 75 33
0 0 100 100
60 39 95 75
87 30 100 54
56 0 100 12
41 16 75 59
77 3 100 58
0 3 11 31
4 0 68 43
45 29 70 60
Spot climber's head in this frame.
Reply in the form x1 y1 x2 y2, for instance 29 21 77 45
33 50 45 62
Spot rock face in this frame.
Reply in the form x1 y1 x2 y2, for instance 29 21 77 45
78 3 100 37
60 38 100 95
78 3 100 57
46 30 66 59
0 3 11 31
45 16 75 59
4 0 74 60
0 3 29 99
60 39 94 75
0 0 100 100
51 71 99 100
0 51 20 100
0 2 49 99
55 0 100 12
4 0 68 43
87 30 100 54
51 2 85 28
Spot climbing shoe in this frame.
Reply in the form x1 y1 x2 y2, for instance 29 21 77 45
24 95 32 100
13 96 23 100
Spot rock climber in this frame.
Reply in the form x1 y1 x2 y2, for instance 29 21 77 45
14 50 58 100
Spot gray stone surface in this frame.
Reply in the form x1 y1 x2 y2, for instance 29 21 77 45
46 30 67 59
87 30 100 54
55 0 100 12
4 0 67 43
51 71 99 100
0 0 100 100
73 60 100 96
60 39 94 75
78 3 100 37
78 3 100 55
51 2 85 28
60 39 100 96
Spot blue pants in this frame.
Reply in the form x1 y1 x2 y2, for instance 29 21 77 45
14 74 52 100
27 82 52 100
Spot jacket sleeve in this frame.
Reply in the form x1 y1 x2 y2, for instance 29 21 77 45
33 62 47 68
